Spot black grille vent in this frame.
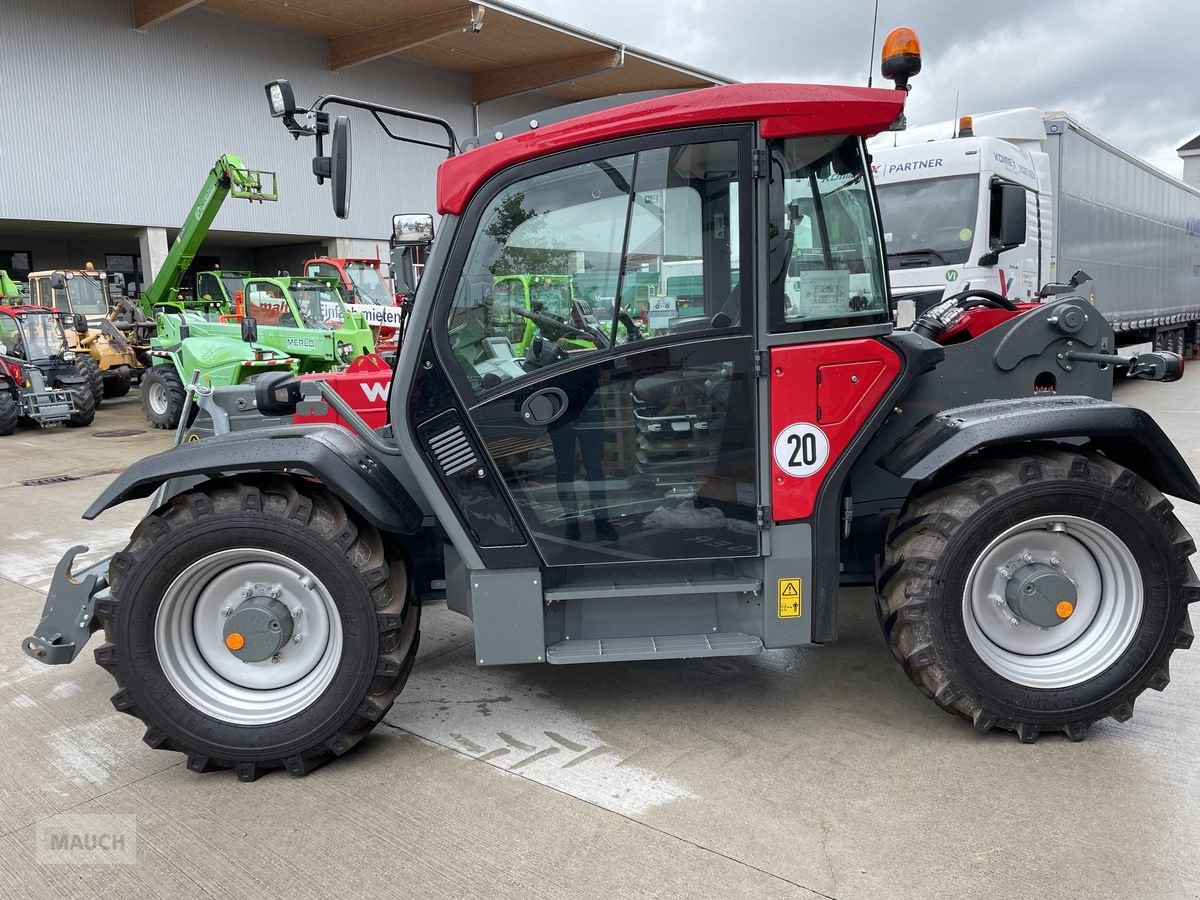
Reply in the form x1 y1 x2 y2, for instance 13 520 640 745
428 424 478 476
20 474 80 486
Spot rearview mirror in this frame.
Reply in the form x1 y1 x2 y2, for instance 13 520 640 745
73 313 88 334
1130 351 1184 383
392 213 434 247
312 115 352 218
241 316 259 344
50 272 67 290
330 116 351 219
108 272 125 289
979 182 1027 266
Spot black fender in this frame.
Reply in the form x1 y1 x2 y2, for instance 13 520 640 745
56 375 89 387
84 424 424 533
880 394 1200 503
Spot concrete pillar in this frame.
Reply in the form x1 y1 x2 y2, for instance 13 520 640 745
137 226 170 286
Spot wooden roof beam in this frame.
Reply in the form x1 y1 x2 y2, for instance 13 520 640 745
131 0 205 30
329 5 486 72
472 49 624 104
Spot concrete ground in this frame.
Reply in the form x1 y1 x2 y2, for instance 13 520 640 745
0 377 1198 900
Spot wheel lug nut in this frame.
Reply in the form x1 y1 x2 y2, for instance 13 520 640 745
1009 617 1021 628
220 606 233 618
269 587 281 599
992 595 1006 608
291 607 302 618
271 655 281 664
999 567 1012 580
299 575 315 591
292 634 302 644
1021 553 1034 564
1050 557 1062 568
240 588 252 599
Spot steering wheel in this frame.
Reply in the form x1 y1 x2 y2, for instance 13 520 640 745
944 287 1020 312
512 307 593 343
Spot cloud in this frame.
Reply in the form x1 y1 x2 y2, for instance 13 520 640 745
517 0 1197 176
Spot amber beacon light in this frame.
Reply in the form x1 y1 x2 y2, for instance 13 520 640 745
881 26 922 90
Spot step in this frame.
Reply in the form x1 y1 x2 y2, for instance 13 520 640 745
545 632 763 664
542 576 761 602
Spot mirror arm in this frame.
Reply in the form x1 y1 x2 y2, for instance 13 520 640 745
308 94 459 157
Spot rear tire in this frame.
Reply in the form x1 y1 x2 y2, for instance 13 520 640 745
75 356 104 409
141 365 186 429
64 384 95 427
96 477 420 781
103 369 133 398
877 446 1196 742
0 389 17 435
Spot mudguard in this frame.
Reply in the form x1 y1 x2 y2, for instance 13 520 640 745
881 395 1200 503
84 423 424 533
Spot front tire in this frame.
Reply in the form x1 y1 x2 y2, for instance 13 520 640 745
877 447 1196 741
64 384 95 427
141 364 186 429
0 389 17 435
75 356 104 408
103 368 133 398
95 478 420 780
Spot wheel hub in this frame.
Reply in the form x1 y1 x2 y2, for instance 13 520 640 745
963 515 1143 688
223 593 294 662
1005 562 1077 627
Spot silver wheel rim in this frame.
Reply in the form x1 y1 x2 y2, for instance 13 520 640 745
154 548 343 725
963 515 1142 688
147 380 169 416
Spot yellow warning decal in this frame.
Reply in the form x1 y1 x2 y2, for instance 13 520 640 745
778 578 801 618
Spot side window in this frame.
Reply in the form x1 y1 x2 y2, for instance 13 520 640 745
447 153 636 393
617 141 743 334
445 139 749 396
769 136 889 331
246 283 290 326
0 314 18 356
196 273 221 303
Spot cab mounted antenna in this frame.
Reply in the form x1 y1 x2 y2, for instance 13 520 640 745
867 0 881 87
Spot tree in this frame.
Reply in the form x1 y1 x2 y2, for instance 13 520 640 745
485 192 573 276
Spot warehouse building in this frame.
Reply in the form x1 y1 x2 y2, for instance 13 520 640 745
1 0 728 290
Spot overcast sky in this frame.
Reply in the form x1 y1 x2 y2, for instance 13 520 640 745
518 0 1195 177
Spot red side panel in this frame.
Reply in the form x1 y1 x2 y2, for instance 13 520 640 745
296 353 392 431
770 339 901 521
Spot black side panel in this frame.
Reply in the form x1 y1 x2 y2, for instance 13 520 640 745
408 336 539 567
83 424 423 533
880 395 1200 503
809 330 944 642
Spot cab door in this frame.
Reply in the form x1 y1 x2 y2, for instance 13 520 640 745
427 128 760 567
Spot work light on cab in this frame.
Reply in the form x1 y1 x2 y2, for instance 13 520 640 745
265 79 297 118
881 26 922 90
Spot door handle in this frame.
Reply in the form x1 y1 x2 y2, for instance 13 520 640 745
521 387 568 425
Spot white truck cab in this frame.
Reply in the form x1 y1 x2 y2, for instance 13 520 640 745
870 108 1053 324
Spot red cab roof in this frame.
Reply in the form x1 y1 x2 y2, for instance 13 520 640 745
0 305 56 317
437 83 906 215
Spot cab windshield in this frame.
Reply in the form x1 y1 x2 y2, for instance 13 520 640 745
66 275 111 315
290 281 343 329
345 263 391 305
13 313 67 359
875 175 979 266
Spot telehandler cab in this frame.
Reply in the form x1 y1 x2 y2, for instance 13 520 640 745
22 31 1200 782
